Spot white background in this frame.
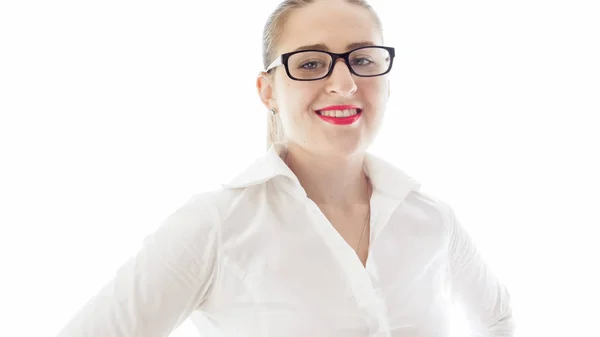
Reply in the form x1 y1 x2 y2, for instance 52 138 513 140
1 1 599 336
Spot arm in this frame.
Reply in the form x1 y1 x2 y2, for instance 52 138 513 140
55 192 221 337
446 205 516 336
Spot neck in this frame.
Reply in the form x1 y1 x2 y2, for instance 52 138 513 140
283 143 371 208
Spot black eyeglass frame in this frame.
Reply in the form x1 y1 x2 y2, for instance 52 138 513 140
264 45 395 81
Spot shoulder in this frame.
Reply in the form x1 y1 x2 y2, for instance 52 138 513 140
146 187 259 260
396 189 456 236
406 190 453 215
151 191 222 243
168 186 260 229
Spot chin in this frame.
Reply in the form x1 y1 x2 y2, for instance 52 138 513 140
317 139 366 158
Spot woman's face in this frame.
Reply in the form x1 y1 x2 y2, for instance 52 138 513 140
259 0 390 159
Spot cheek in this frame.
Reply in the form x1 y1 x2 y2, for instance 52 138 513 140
362 79 389 108
280 83 320 114
275 84 318 135
360 80 389 132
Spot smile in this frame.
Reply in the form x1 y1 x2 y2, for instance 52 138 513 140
315 106 363 125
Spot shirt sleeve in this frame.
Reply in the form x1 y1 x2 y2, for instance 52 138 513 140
54 192 221 337
446 205 516 337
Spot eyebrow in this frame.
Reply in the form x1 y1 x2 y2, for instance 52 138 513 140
293 41 375 52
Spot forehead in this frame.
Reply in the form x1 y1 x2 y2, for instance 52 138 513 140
277 0 382 54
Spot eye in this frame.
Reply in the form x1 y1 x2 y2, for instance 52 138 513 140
351 57 374 66
299 60 325 70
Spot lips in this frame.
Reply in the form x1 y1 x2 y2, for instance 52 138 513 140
314 105 363 125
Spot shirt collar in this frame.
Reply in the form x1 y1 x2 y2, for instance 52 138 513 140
222 144 420 200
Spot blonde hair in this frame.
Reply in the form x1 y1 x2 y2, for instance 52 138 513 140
262 0 383 150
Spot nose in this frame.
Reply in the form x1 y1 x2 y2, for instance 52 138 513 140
325 59 357 97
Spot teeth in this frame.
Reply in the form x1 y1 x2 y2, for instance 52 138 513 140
320 109 359 117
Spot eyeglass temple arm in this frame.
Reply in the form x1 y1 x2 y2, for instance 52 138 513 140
265 56 282 72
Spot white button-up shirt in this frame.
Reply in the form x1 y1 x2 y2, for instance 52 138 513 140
56 145 515 337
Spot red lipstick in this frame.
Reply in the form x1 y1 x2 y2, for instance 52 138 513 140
315 105 362 126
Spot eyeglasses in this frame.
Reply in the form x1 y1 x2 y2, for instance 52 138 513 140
264 45 395 81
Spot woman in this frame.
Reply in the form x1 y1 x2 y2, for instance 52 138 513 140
56 0 515 336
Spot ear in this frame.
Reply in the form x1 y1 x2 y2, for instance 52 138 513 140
257 72 276 110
